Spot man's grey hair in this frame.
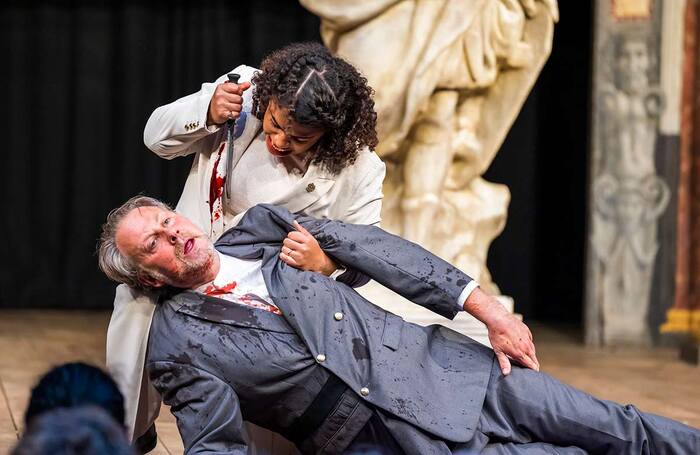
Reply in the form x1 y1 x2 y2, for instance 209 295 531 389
98 195 171 291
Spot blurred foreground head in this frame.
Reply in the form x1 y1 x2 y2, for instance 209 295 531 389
24 362 125 427
13 406 134 455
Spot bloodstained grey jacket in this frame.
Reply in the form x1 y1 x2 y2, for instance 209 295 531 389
147 204 495 453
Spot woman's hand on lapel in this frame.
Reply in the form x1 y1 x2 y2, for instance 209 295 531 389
280 221 338 276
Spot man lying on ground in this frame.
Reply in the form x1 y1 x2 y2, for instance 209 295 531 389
98 196 700 454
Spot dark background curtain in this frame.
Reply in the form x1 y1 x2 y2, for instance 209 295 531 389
487 1 592 323
0 1 591 324
0 0 321 309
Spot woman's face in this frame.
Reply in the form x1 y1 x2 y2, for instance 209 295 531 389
262 100 325 158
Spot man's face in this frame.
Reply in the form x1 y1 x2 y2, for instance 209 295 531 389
115 206 217 289
262 99 325 158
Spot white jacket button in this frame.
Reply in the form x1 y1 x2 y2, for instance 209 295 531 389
334 312 344 321
316 354 326 363
360 387 369 396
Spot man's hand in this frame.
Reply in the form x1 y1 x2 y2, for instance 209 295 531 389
207 81 252 126
280 221 338 276
463 287 539 375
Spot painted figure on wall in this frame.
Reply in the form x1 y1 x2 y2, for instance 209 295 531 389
592 31 669 345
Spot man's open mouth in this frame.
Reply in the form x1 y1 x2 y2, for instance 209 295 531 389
184 238 195 255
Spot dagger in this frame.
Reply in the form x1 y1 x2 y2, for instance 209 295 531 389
225 73 241 200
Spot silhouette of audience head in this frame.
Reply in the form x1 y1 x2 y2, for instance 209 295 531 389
13 405 134 455
24 362 125 426
346 444 391 455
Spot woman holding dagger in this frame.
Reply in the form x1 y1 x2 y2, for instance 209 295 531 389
106 42 386 448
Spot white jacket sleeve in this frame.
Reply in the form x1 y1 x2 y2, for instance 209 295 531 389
340 151 386 226
143 64 258 160
106 284 160 440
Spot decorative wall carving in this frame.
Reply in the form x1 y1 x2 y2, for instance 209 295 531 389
586 0 685 346
592 32 669 344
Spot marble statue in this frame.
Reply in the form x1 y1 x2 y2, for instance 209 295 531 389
301 0 559 295
591 31 669 345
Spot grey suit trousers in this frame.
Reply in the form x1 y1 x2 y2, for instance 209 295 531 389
369 360 699 454
459 361 700 454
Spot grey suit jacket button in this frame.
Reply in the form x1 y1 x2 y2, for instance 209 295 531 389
316 354 326 363
360 387 370 396
334 312 344 321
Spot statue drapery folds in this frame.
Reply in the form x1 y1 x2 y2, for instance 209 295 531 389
302 0 559 293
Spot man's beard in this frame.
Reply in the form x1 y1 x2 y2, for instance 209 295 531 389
171 236 216 288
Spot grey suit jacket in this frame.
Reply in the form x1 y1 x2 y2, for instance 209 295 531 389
147 204 495 453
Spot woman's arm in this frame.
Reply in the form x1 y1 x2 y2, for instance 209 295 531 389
338 151 386 226
280 152 386 286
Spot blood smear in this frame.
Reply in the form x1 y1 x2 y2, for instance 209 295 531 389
209 142 226 221
203 281 237 296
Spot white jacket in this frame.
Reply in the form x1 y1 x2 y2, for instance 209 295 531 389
107 65 385 439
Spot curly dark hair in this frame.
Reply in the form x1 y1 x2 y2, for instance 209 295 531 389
252 42 378 175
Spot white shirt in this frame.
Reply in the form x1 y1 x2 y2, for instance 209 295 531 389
196 251 280 314
196 252 479 315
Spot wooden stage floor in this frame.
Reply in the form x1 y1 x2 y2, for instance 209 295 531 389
0 310 698 453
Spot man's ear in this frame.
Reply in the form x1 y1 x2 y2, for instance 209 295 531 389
139 272 165 289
